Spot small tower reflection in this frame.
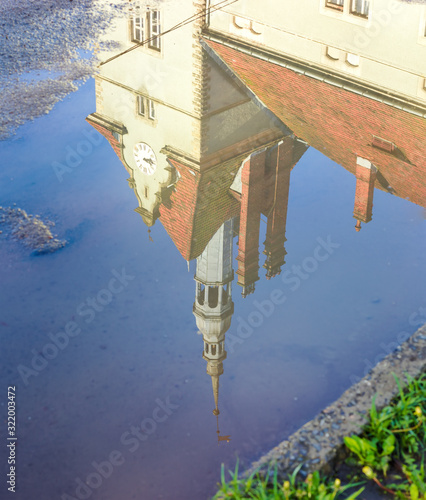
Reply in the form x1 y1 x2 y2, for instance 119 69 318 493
231 137 308 296
353 157 377 232
193 219 235 444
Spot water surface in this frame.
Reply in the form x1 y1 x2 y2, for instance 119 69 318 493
0 2 425 499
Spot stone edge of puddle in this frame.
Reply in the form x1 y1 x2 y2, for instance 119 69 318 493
247 323 426 479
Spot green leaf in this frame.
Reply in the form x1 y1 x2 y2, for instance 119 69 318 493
370 396 378 421
382 434 396 456
410 483 419 500
345 486 365 500
344 436 359 452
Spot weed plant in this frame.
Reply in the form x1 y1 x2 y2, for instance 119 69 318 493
344 374 426 499
212 462 364 500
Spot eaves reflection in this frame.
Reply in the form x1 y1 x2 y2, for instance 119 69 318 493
86 0 426 442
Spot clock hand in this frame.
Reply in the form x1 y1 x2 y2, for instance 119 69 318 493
143 158 155 166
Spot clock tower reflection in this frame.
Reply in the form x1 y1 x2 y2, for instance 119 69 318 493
86 0 302 439
193 219 235 443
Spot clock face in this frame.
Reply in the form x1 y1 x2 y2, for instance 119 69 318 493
133 143 157 175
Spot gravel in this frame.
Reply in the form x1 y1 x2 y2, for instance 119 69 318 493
246 323 426 481
0 0 130 139
0 206 67 254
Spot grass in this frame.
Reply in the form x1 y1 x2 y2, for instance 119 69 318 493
212 373 426 500
212 462 364 500
344 373 426 499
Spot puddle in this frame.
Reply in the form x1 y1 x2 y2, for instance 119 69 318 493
0 1 425 499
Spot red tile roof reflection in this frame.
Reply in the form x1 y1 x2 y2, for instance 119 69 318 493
203 39 426 208
159 158 240 261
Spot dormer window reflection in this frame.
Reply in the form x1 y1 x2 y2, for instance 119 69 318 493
148 11 161 50
136 96 156 122
137 95 145 116
148 99 156 120
131 7 145 43
326 0 344 11
324 0 370 19
130 9 161 51
350 0 369 18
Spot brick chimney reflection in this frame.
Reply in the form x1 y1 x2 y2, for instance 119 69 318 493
353 156 377 231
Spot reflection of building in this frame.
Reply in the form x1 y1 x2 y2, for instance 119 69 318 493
207 0 426 105
88 0 426 435
87 0 288 230
202 0 426 231
202 27 426 231
230 137 307 296
86 0 307 439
